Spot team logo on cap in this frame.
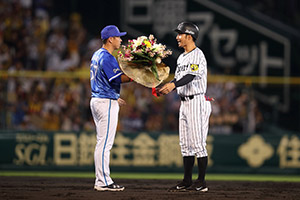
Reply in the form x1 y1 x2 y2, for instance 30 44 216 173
185 30 195 35
190 64 199 71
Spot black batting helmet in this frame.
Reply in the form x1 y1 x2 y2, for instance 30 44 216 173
174 22 199 40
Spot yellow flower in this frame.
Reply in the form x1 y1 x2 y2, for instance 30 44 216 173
144 40 151 48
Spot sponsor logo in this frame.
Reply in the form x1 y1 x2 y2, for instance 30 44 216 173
195 186 208 192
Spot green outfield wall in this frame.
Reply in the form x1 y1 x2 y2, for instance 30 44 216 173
0 131 299 174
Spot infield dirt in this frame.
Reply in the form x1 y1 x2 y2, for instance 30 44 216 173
1 176 300 200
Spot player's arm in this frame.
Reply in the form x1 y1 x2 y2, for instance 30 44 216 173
159 74 195 95
111 74 133 84
120 74 133 83
173 74 195 87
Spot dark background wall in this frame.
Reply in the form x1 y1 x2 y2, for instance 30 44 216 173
51 0 121 37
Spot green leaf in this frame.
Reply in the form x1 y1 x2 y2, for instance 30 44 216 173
131 60 150 64
151 64 160 81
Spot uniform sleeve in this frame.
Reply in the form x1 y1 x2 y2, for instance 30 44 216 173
174 74 195 87
187 50 206 77
101 57 123 82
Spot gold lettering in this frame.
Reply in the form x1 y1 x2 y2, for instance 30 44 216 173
207 135 214 167
132 133 156 166
111 133 131 166
14 143 47 166
157 134 182 167
14 143 25 165
39 144 47 165
16 133 49 143
54 133 77 165
277 135 300 168
24 143 40 165
78 133 96 165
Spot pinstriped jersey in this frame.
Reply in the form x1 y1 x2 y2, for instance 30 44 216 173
175 47 207 96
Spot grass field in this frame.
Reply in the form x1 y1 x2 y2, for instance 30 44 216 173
1 171 300 182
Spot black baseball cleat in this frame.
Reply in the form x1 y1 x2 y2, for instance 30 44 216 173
94 183 125 191
168 180 192 192
186 180 208 192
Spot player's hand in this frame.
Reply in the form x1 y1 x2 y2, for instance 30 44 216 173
121 74 132 83
117 98 126 106
159 83 175 95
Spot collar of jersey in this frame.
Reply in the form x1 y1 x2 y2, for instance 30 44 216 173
183 47 197 56
101 47 108 53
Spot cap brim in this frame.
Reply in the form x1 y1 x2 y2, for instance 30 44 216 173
117 32 127 37
174 29 183 34
102 32 127 40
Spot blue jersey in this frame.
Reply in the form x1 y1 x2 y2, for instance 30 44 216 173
90 48 123 99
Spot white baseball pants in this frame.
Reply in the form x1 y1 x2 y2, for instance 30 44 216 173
179 95 212 158
90 98 119 187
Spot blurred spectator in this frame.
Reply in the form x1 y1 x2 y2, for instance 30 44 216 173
1 72 264 134
0 0 265 134
42 108 60 131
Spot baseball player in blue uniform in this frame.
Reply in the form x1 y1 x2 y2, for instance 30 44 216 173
90 25 132 191
159 22 212 192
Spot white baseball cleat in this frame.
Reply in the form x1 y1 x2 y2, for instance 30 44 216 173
94 183 125 191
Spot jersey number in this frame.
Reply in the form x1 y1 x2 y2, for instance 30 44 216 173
90 64 98 81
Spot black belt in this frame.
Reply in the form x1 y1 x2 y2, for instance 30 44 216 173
180 95 194 101
180 93 204 101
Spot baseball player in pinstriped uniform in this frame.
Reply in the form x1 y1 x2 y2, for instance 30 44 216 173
90 25 132 191
159 22 211 192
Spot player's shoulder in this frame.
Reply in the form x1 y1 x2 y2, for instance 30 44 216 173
91 48 102 60
92 48 114 61
193 47 206 60
98 48 110 57
194 47 204 55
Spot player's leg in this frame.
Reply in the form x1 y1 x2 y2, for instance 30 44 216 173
91 98 111 187
169 102 193 191
91 99 119 188
95 99 124 191
180 102 195 186
194 156 208 190
179 102 190 157
100 99 120 185
189 95 208 157
186 96 211 192
193 100 211 192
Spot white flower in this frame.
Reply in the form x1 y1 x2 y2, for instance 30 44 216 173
137 36 147 43
149 52 155 57
155 57 161 64
153 44 163 52
149 34 154 40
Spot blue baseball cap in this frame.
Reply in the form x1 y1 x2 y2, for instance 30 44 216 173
101 25 127 40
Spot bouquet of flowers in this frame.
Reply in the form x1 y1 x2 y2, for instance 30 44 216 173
118 34 172 88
